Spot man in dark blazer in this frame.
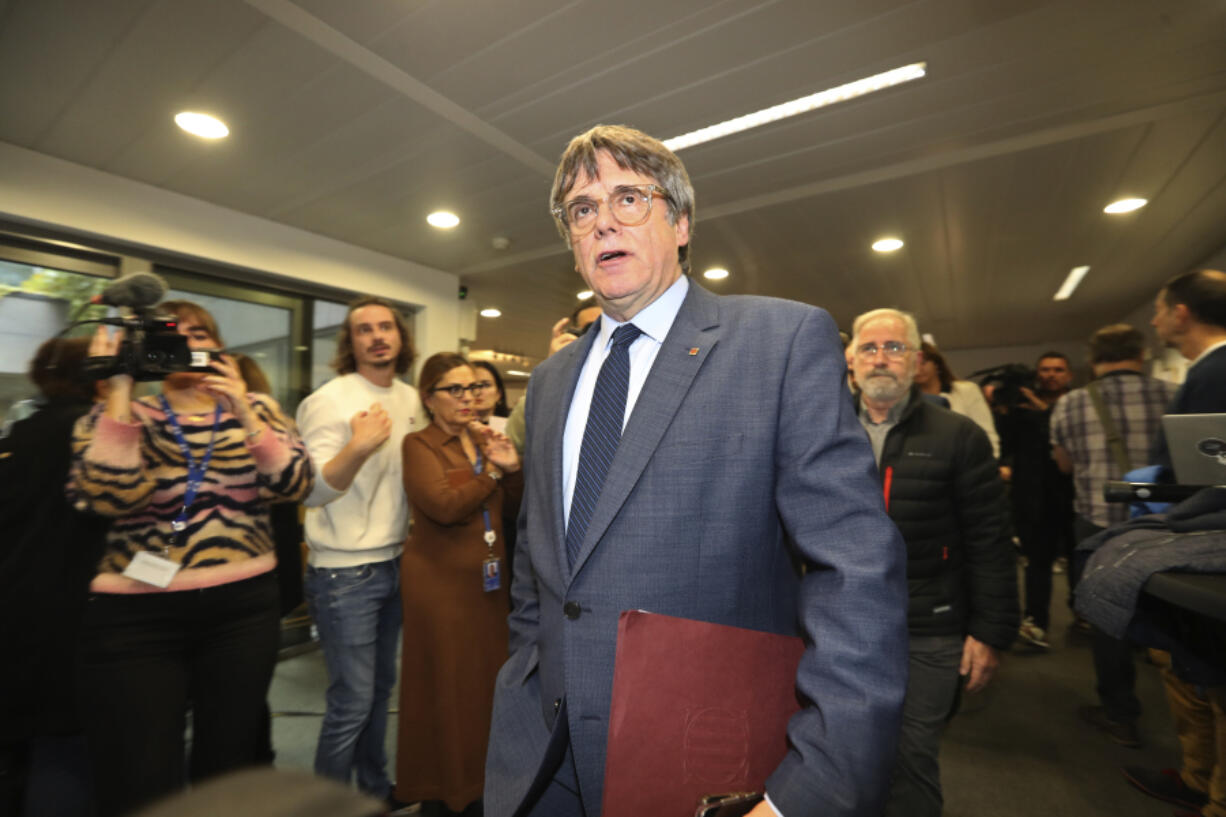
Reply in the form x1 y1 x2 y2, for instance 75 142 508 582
1122 267 1226 815
1149 268 1226 471
484 125 909 817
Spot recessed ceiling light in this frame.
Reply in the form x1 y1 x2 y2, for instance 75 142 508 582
703 267 730 280
479 308 501 318
1104 197 1147 214
577 290 594 299
662 62 927 152
872 237 904 253
1054 266 1090 301
174 111 229 139
506 370 530 377
427 211 460 229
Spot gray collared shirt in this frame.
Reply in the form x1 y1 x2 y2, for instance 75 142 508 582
859 392 910 466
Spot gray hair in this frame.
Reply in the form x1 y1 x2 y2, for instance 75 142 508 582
549 124 695 273
851 308 922 349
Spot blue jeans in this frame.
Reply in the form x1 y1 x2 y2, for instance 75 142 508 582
305 557 401 798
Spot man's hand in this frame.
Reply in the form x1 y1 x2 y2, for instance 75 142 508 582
744 801 776 817
548 316 581 356
959 635 1000 693
318 402 393 494
349 402 392 455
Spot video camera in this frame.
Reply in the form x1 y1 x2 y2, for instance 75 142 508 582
75 273 220 381
969 362 1037 408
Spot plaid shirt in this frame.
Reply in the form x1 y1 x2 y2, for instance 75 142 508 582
1049 371 1176 527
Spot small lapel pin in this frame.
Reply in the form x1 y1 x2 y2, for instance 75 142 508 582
688 347 699 356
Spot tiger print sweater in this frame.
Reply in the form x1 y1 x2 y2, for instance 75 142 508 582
69 392 313 593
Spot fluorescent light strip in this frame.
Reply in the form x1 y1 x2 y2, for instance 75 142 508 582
1053 266 1090 301
662 62 927 152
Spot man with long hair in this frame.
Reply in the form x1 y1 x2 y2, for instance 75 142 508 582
295 296 422 804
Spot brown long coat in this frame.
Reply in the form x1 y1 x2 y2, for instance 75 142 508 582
394 422 522 810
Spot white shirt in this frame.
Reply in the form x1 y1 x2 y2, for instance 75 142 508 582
296 372 422 568
562 275 689 525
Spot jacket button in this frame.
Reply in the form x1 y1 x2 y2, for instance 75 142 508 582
553 698 561 713
563 601 581 620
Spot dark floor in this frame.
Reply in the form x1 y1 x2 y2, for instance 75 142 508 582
941 568 1181 817
263 567 1183 816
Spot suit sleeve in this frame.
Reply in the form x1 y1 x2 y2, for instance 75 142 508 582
506 378 540 657
952 421 1019 650
764 309 910 817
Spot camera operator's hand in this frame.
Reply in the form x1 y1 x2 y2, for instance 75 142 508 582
201 355 265 438
90 326 134 422
1018 386 1050 411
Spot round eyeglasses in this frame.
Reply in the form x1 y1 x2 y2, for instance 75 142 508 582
854 341 913 361
552 184 669 238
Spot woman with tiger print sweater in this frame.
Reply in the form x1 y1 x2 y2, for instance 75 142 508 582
68 301 312 817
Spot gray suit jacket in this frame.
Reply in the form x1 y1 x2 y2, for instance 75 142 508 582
485 282 909 817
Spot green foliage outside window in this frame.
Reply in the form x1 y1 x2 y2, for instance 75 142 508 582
0 268 109 327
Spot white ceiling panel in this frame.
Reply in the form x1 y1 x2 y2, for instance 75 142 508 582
0 0 1223 364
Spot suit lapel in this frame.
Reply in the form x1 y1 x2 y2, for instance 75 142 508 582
568 284 722 578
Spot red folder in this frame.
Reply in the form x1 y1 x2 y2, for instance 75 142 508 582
601 611 804 817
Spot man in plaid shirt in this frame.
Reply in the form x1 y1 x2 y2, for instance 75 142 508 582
1050 322 1175 748
1051 324 1176 531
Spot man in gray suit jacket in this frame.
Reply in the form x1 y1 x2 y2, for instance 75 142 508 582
484 125 909 817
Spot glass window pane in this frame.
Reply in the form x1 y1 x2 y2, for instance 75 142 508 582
312 299 348 390
0 260 108 421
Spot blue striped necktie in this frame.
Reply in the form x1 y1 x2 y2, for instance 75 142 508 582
566 323 642 568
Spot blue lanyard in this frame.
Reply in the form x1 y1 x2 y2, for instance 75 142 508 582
471 448 495 548
158 395 221 536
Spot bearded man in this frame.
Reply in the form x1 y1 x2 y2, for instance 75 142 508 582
850 307 1018 817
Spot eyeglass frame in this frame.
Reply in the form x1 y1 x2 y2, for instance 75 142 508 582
854 341 914 361
551 184 670 238
429 382 490 399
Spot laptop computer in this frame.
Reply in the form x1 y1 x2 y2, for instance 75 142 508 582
1161 413 1226 486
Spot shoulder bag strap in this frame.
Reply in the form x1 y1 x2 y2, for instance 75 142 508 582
1086 380 1132 475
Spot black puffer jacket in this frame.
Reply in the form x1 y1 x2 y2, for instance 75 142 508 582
868 390 1018 649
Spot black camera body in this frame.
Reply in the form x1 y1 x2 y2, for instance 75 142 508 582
83 313 215 381
972 362 1037 408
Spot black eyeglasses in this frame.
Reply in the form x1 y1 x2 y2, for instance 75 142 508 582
430 382 488 399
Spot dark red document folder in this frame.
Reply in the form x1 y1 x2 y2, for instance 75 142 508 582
600 611 804 817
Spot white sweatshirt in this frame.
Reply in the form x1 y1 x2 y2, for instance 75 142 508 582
296 372 422 568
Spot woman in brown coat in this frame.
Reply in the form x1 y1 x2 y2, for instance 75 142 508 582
395 354 522 816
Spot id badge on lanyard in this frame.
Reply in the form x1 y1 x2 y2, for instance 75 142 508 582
473 450 502 592
122 397 220 587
